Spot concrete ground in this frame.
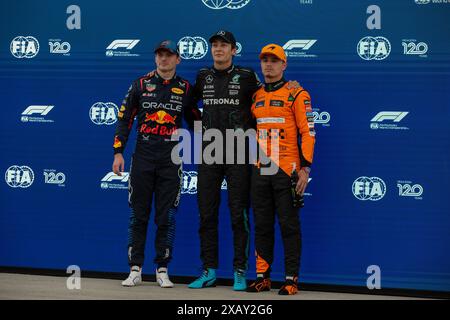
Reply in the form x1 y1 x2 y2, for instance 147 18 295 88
0 273 426 300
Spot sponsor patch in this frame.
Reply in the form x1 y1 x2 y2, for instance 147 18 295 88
171 87 184 95
113 136 122 148
257 117 285 124
146 83 156 92
145 111 177 125
171 95 183 101
231 74 240 84
270 100 284 107
255 100 265 108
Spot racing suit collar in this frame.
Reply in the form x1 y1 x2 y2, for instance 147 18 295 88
212 64 235 75
264 78 286 92
155 71 177 84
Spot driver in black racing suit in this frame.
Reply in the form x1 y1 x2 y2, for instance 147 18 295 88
188 31 261 291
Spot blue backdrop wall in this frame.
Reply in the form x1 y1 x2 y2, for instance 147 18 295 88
1 0 449 292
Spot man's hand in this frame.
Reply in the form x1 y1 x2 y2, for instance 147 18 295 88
112 153 125 176
286 80 300 90
295 168 309 195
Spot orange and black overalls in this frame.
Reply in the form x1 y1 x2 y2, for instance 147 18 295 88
250 78 315 277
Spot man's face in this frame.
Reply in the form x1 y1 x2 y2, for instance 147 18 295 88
155 50 180 73
211 39 236 64
260 54 286 80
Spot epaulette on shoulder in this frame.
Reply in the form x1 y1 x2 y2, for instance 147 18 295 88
289 85 306 97
137 73 154 82
198 67 211 74
235 66 254 74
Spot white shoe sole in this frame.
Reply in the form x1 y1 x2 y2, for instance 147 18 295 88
122 277 142 287
157 279 174 288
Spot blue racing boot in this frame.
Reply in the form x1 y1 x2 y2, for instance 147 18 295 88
233 269 247 291
188 268 217 289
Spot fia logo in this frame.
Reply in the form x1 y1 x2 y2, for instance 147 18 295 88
5 166 34 188
352 176 386 201
10 36 40 59
89 102 118 125
178 36 208 60
202 0 251 10
357 36 391 60
181 171 227 194
181 171 198 194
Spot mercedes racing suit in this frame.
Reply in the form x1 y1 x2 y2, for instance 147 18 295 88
250 78 315 277
114 72 201 268
193 65 261 271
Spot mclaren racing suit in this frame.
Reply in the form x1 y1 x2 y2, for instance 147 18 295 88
250 78 315 277
193 65 261 271
114 72 201 268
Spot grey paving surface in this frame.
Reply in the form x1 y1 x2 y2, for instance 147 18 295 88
0 273 424 300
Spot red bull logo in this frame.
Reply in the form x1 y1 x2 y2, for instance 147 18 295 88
145 111 177 125
140 124 177 136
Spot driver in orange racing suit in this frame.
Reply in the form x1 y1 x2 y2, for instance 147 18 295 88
247 43 315 295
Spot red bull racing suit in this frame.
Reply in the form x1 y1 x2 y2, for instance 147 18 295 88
114 72 201 268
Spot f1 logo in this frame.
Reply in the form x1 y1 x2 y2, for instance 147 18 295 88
106 40 140 50
283 40 317 51
22 105 54 116
371 112 409 122
101 172 129 182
